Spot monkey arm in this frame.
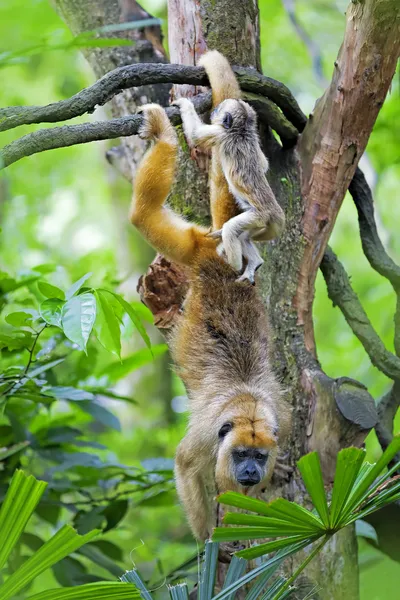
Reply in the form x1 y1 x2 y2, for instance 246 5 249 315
173 98 221 149
129 104 217 267
175 436 214 540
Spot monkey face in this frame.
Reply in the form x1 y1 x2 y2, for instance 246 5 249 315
210 99 257 132
215 418 277 492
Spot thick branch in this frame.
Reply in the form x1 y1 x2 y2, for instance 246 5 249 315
349 167 400 290
0 91 298 168
296 0 400 351
0 63 305 134
320 247 400 381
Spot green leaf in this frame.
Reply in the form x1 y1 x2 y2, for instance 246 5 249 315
102 344 168 381
329 447 365 528
40 298 64 327
222 513 318 535
199 541 219 600
355 519 378 543
0 470 47 570
94 290 121 358
234 536 318 561
61 293 96 352
169 583 190 600
137 490 175 507
76 399 120 431
0 524 99 600
78 544 123 578
244 563 281 600
221 555 247 600
0 440 30 460
216 492 277 515
38 281 65 300
109 292 151 350
121 569 152 600
5 311 33 327
343 436 400 517
26 582 140 600
27 358 65 378
102 500 129 532
297 452 330 528
66 273 92 300
50 386 94 401
213 526 306 542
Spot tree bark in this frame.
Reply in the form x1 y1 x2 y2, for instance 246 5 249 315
52 0 400 598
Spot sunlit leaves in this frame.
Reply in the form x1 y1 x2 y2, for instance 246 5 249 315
94 290 121 358
61 293 96 352
38 281 65 300
40 298 64 327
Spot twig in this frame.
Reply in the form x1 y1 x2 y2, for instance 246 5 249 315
0 92 298 168
0 62 306 134
320 246 400 381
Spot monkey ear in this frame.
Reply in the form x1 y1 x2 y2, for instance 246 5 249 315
222 112 233 129
218 422 233 439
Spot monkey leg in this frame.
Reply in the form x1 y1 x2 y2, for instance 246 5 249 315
130 104 216 267
175 438 213 541
219 209 265 273
237 233 264 285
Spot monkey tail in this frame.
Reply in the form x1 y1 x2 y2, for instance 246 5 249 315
198 50 241 107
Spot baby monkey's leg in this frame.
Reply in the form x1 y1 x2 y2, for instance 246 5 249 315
238 233 264 285
220 209 265 273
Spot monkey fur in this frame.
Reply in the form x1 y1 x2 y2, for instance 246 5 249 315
174 51 285 283
129 103 290 541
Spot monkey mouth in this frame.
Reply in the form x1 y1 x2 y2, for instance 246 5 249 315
237 478 260 487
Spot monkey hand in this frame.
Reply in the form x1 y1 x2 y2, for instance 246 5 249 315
171 97 194 110
137 104 177 145
206 229 223 239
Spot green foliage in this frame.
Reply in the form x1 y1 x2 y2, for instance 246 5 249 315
0 470 139 599
213 438 400 564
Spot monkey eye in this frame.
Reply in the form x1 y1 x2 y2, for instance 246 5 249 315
222 112 233 129
237 450 247 458
255 452 267 461
218 422 233 439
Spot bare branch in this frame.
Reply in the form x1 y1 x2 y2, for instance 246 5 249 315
0 63 306 134
0 91 298 168
320 247 400 381
349 167 400 290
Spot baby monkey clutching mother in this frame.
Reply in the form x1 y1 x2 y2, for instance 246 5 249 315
174 51 285 284
129 51 289 541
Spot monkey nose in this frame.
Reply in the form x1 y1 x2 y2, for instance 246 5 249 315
238 468 260 486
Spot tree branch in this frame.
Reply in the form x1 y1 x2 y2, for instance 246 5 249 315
295 0 400 352
0 91 298 168
0 63 306 134
349 167 400 290
320 246 400 381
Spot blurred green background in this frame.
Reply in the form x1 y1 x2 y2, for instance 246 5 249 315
0 0 399 598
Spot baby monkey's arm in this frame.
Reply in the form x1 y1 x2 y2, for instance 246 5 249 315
173 98 222 149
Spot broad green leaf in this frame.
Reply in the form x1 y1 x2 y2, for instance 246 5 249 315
222 513 319 535
102 500 129 532
84 387 137 404
169 583 190 600
234 535 318 561
78 544 123 578
0 470 47 570
50 386 94 401
221 555 247 600
329 447 365 528
109 292 151 350
297 452 330 528
66 273 92 300
27 358 65 378
5 311 32 327
121 569 152 600
26 582 140 600
343 436 400 517
199 541 219 600
40 298 64 327
76 399 121 431
0 524 99 600
38 281 65 300
0 440 30 460
61 293 96 352
101 344 168 381
94 290 121 358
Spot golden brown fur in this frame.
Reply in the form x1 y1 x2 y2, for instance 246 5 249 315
129 104 290 540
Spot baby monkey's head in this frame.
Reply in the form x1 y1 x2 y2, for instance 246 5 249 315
210 99 257 134
214 395 278 492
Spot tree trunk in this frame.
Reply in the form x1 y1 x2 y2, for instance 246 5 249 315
54 1 400 598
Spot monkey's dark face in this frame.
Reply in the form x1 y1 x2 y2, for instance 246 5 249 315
232 447 268 487
215 418 277 492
